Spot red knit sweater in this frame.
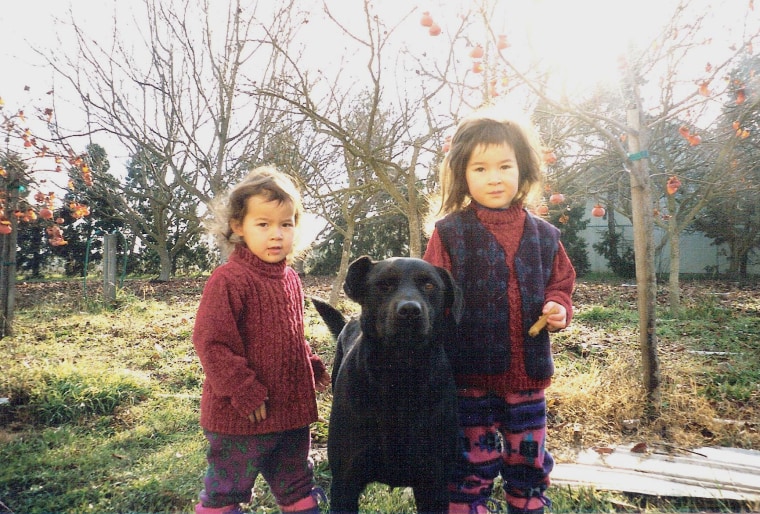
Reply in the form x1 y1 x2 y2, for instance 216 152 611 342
193 244 328 435
424 203 575 394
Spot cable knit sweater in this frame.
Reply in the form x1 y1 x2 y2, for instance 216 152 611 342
424 203 575 393
193 244 328 435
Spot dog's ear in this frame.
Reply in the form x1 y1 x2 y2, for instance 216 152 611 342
436 266 463 323
344 255 374 304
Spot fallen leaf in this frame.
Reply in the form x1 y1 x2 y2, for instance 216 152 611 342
631 442 648 453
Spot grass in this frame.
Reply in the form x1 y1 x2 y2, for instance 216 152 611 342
0 276 758 513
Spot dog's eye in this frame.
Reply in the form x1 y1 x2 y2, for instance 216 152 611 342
422 281 436 293
376 280 396 293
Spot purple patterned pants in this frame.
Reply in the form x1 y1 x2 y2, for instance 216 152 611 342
450 389 553 513
199 427 315 508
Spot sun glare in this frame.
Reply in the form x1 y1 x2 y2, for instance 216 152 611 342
513 0 675 93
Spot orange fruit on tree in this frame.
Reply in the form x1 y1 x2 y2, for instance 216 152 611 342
543 149 557 165
666 176 681 195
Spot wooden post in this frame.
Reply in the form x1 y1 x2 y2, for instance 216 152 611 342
103 233 117 304
626 107 661 416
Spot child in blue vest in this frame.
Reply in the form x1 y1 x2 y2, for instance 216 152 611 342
424 110 575 514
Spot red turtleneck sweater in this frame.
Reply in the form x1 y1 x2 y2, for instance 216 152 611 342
193 244 328 435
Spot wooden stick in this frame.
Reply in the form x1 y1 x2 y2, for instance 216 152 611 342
528 306 560 337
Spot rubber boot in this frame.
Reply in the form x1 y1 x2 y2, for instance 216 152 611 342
279 487 327 514
194 503 243 514
449 497 503 514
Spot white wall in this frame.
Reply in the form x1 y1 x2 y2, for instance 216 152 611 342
579 207 759 276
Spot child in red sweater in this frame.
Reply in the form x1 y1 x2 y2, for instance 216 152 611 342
424 110 575 514
193 166 330 514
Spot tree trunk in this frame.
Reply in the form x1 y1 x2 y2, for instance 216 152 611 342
407 165 422 258
667 217 681 317
0 191 18 338
0 229 17 338
157 246 172 282
627 107 661 417
330 220 356 306
738 250 749 287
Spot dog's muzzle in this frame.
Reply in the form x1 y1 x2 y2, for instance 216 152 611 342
377 299 432 344
396 300 423 320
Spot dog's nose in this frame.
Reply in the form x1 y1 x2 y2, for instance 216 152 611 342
397 300 422 319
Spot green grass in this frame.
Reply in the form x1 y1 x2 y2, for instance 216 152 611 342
1 277 758 513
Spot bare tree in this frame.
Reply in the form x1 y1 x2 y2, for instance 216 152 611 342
254 0 461 279
42 0 303 278
539 89 749 316
254 112 384 304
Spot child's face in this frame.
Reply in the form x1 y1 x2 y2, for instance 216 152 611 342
465 143 520 209
231 194 296 263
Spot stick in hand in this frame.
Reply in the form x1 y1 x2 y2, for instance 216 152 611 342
528 306 560 337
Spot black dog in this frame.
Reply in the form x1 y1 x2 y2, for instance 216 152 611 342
312 256 462 514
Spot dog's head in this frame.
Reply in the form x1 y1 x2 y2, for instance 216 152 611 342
343 256 462 347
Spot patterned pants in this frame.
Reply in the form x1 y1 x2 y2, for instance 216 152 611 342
199 427 315 508
450 389 553 513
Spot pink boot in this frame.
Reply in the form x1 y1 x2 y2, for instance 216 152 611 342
449 498 502 514
194 503 243 514
279 487 327 514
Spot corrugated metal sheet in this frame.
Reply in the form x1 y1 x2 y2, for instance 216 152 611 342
552 446 760 502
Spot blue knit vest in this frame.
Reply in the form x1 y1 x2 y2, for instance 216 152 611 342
436 207 559 378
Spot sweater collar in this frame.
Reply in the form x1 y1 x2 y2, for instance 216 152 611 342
469 201 525 226
229 244 287 278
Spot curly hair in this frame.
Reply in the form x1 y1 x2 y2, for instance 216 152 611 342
206 165 304 258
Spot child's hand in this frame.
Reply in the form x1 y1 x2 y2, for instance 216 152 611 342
315 372 331 392
248 402 267 423
543 301 567 332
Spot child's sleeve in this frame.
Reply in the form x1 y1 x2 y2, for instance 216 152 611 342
423 228 452 270
193 273 268 416
545 241 576 324
307 344 328 384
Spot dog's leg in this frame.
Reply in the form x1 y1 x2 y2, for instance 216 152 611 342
328 444 379 514
412 480 450 514
328 476 363 514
